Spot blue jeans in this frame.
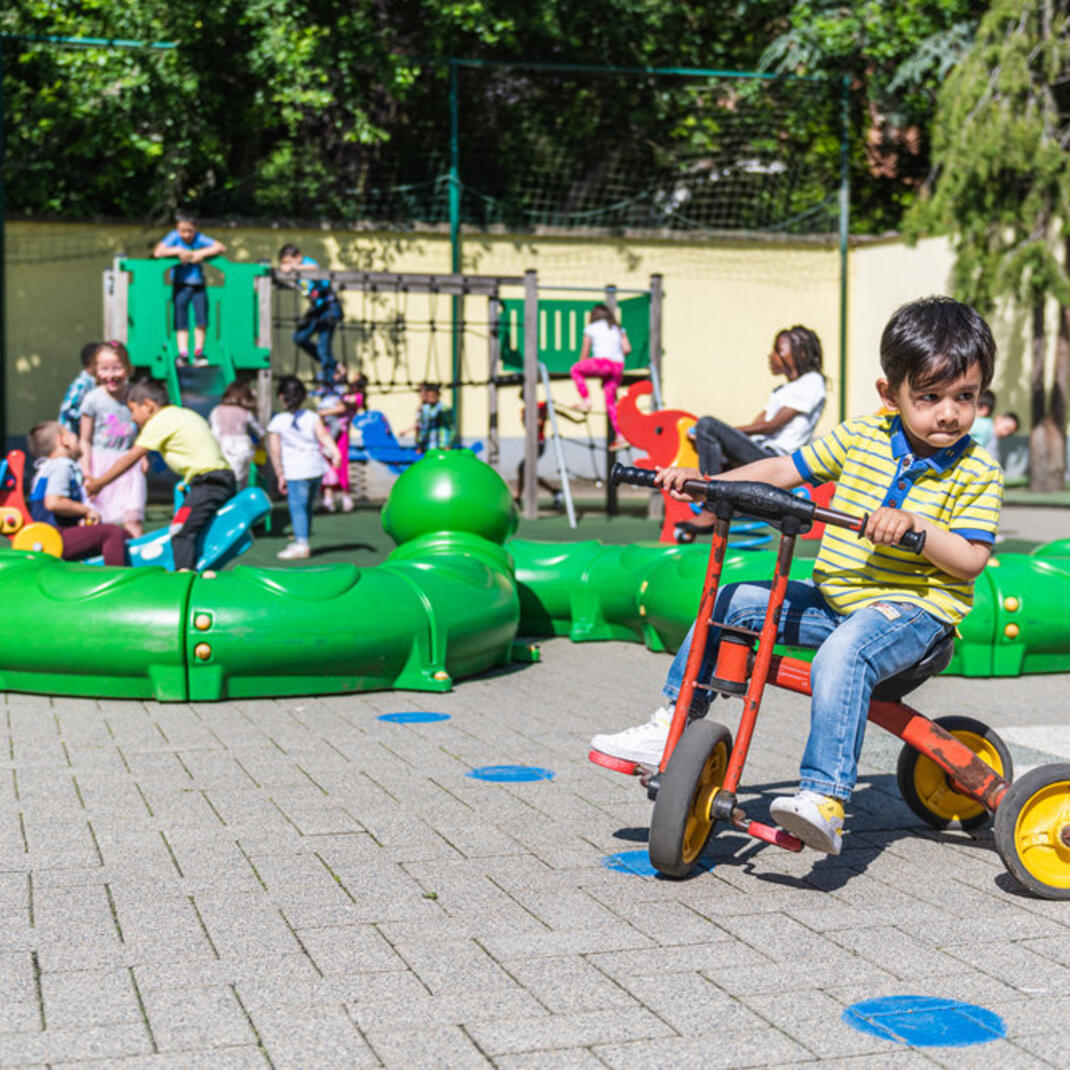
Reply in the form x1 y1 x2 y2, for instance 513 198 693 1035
663 580 949 800
286 477 321 543
173 283 208 330
293 304 340 381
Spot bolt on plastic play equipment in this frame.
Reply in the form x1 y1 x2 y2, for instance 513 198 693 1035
586 465 1070 901
0 450 531 702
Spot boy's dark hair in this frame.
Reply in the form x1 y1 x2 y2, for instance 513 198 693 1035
276 374 307 411
880 296 995 390
278 243 301 260
80 341 100 368
175 209 197 225
420 381 440 395
127 378 169 407
1003 411 1021 431
27 421 61 458
979 389 996 414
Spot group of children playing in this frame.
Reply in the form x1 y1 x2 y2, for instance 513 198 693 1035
31 336 373 567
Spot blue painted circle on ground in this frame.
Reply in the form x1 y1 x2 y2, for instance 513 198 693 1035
843 996 1006 1048
602 850 658 877
467 764 555 782
378 712 451 724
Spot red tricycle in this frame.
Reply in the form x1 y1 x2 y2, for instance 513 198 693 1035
590 463 1070 900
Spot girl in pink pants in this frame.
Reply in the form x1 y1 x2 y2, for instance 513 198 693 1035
569 304 631 449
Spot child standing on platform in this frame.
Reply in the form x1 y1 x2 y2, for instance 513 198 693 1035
267 376 341 560
27 422 128 566
570 304 631 450
209 381 263 488
58 342 100 434
79 342 145 538
86 379 236 572
154 210 226 367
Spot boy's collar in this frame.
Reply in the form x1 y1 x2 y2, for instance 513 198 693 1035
888 415 970 472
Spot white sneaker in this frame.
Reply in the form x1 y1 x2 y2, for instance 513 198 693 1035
769 790 844 855
340 494 354 513
322 497 336 513
590 706 673 767
276 543 311 560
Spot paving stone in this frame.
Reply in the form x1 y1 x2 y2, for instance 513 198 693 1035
296 924 407 976
594 1029 814 1068
40 969 141 1030
249 1003 379 1069
141 985 255 1052
0 1023 152 1064
466 1006 675 1056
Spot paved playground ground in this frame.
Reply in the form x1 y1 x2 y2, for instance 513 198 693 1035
1 504 1069 1067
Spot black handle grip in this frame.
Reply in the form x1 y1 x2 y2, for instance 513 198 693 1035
610 463 659 488
898 528 926 553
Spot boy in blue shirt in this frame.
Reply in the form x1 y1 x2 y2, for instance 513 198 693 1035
58 341 100 433
592 296 1003 856
154 211 226 367
277 244 342 384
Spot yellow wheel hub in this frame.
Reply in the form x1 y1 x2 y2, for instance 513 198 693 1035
11 522 63 558
1013 780 1070 890
912 729 1004 824
681 742 728 864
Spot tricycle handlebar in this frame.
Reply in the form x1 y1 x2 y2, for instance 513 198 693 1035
611 463 926 554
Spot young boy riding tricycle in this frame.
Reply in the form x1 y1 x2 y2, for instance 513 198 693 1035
591 296 1070 899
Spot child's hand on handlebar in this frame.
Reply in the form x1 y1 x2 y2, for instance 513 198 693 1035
864 507 920 547
654 466 705 500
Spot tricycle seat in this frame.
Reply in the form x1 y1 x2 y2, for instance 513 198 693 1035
871 632 955 701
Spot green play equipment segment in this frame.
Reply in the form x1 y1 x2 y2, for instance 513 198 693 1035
2 449 1070 703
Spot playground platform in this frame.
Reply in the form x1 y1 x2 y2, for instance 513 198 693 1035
1 503 1069 1066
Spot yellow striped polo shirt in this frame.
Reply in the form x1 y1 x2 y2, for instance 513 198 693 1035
792 414 1003 623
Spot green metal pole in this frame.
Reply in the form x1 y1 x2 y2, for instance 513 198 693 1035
448 58 462 443
837 74 850 423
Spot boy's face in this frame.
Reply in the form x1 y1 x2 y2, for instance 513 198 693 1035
424 388 439 405
127 399 158 428
176 220 196 244
279 253 300 273
877 362 984 457
994 414 1019 438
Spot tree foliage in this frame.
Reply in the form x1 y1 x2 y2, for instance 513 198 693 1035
761 1 983 233
910 0 1070 489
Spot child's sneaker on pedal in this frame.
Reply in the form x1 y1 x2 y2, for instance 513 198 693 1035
590 706 673 767
769 790 844 855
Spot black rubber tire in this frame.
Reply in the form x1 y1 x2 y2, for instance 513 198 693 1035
994 762 1070 900
896 715 1013 831
648 719 732 878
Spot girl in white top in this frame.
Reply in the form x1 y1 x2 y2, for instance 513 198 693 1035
677 326 826 542
569 304 632 449
267 375 341 560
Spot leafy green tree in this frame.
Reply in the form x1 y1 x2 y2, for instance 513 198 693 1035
761 1 983 233
910 0 1070 490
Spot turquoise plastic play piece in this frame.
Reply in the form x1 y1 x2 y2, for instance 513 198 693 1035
83 487 271 572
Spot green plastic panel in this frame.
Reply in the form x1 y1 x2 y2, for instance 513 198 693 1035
500 294 650 372
117 257 270 396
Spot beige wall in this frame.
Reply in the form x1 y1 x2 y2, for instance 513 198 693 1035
6 221 1028 457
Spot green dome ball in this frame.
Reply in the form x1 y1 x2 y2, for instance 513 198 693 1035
382 450 518 546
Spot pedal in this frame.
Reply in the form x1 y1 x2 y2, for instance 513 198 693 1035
588 749 642 776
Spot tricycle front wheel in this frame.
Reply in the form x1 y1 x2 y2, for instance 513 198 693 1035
994 762 1070 900
649 719 732 879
